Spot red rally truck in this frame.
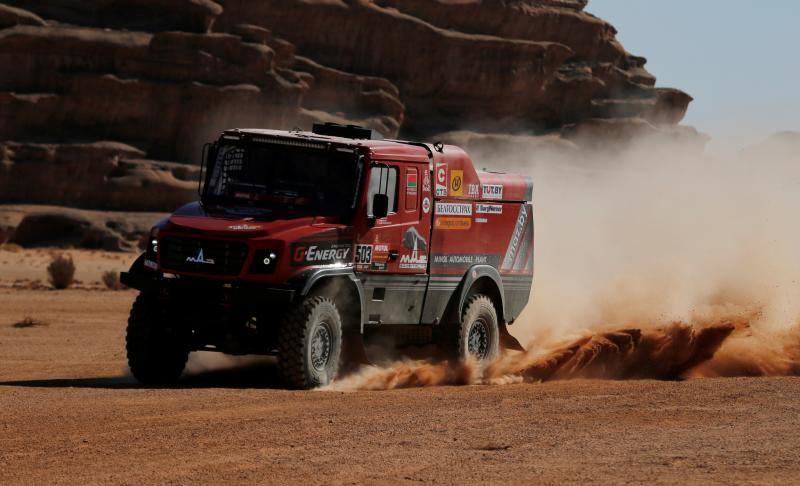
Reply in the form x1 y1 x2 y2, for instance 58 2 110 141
121 123 533 388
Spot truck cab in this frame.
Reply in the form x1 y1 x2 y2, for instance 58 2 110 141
122 123 533 388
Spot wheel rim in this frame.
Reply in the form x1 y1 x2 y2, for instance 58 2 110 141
467 318 490 360
310 321 332 371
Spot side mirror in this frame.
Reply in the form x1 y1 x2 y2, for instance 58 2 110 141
372 193 389 220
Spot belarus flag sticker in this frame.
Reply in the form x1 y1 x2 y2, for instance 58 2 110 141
406 172 418 194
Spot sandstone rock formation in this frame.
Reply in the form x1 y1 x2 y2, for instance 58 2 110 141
1 141 199 210
0 205 166 250
0 0 697 248
217 0 693 136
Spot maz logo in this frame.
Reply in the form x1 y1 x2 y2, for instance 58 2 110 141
186 248 215 265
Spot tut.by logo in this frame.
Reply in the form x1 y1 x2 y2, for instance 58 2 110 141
186 248 215 265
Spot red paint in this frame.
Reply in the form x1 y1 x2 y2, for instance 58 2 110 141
151 129 533 286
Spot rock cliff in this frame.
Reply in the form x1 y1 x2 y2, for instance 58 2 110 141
0 0 695 236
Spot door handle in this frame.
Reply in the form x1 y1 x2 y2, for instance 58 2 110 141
388 250 398 262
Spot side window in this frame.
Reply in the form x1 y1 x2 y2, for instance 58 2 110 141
367 165 398 216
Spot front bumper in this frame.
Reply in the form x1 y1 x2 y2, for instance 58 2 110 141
120 271 296 306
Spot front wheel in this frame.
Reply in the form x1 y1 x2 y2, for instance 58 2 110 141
126 293 189 385
454 294 500 362
277 296 343 389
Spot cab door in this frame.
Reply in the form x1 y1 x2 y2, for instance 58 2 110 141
355 161 433 324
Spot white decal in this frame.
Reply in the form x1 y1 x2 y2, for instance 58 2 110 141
435 163 448 197
228 224 261 231
422 197 431 213
399 253 427 270
501 205 528 270
467 184 479 197
475 218 488 223
482 184 504 200
435 202 472 216
293 244 351 265
186 248 215 265
422 171 431 192
476 203 503 214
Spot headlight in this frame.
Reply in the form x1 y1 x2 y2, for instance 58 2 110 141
145 227 160 261
249 250 279 274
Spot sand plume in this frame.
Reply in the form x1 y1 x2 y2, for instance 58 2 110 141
325 304 800 391
325 321 744 391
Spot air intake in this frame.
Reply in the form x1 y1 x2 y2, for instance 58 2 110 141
312 122 373 140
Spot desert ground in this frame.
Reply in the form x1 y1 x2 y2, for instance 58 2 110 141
0 251 799 484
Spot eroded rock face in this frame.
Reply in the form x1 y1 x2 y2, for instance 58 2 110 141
0 25 307 162
0 0 696 218
0 3 44 28
216 0 692 135
3 0 223 33
2 205 166 251
0 141 199 211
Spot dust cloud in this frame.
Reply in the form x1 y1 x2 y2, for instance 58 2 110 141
327 131 800 391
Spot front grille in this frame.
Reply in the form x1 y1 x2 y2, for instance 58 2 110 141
160 236 248 276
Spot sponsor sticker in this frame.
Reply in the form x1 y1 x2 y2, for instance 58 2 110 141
400 227 428 269
374 244 389 253
475 218 488 223
144 259 158 270
476 203 503 214
482 184 503 200
435 217 472 230
422 170 431 192
406 172 418 196
436 202 472 216
370 261 388 271
435 163 448 197
467 184 479 197
449 170 464 197
431 253 500 268
291 240 352 266
399 254 427 270
422 197 431 214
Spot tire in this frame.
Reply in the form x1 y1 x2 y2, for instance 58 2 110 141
277 296 343 389
126 293 189 385
453 294 500 362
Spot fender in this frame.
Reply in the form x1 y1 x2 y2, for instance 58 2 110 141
127 253 147 274
454 265 525 351
456 265 505 322
292 267 368 331
119 253 155 291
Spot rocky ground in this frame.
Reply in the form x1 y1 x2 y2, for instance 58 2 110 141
1 278 800 484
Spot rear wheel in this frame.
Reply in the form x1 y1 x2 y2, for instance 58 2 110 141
126 293 189 385
452 294 500 362
277 296 342 389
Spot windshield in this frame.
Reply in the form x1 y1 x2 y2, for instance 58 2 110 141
203 141 362 218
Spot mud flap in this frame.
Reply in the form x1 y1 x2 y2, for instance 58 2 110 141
340 331 371 373
499 324 526 352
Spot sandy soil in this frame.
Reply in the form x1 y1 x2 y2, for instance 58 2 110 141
0 248 137 288
2 288 800 485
